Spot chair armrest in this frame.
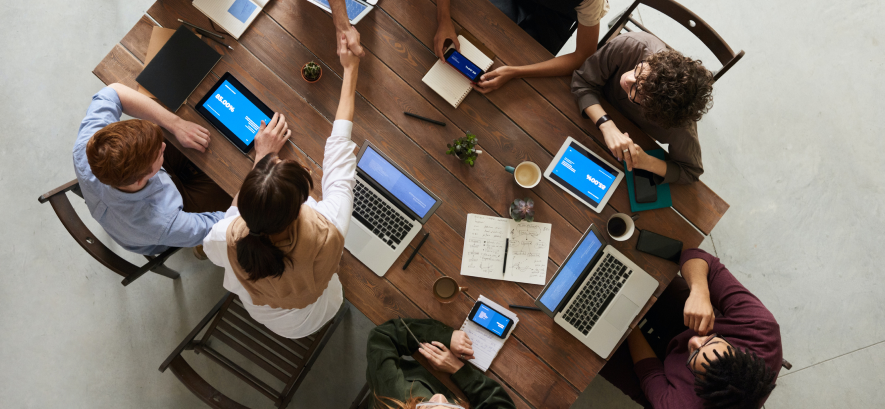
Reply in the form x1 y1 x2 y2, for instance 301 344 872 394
38 179 80 204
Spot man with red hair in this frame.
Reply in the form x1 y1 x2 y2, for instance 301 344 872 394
73 84 237 256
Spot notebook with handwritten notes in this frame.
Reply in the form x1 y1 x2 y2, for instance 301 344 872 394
459 296 518 372
422 32 495 108
460 214 551 286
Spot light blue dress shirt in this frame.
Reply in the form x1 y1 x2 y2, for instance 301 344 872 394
73 87 223 255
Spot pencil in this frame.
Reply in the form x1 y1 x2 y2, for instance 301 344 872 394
402 233 429 270
202 33 234 51
404 112 446 126
509 305 542 311
178 19 225 39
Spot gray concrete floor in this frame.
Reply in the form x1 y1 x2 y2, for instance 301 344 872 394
1 0 883 407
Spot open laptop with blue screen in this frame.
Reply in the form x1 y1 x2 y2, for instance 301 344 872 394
535 224 658 358
345 142 442 276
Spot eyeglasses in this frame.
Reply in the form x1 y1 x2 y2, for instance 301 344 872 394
416 403 465 409
686 334 731 373
628 61 646 105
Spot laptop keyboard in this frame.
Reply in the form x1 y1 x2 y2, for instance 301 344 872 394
562 254 633 336
352 180 412 249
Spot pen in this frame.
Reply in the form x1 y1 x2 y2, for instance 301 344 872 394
202 33 234 51
404 112 446 126
502 238 508 277
402 233 429 270
400 317 424 347
509 305 542 311
178 19 225 39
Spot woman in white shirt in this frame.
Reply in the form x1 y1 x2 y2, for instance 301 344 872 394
203 36 360 339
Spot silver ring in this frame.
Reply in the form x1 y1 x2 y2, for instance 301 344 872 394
460 354 464 358
622 149 629 153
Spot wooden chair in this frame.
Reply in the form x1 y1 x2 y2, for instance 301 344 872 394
38 179 181 286
599 0 745 81
160 293 348 409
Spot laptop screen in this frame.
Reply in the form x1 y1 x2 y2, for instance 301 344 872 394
538 231 603 312
358 145 436 218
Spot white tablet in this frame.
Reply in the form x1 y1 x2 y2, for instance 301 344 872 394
307 0 374 25
544 136 624 213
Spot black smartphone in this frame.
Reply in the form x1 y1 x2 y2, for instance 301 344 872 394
468 301 514 339
633 169 657 203
444 48 485 82
636 229 683 263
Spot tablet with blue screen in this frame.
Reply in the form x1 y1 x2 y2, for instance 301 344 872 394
196 73 274 154
544 137 624 213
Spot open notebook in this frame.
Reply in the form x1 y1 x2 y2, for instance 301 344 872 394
193 0 268 39
459 296 518 372
422 33 495 108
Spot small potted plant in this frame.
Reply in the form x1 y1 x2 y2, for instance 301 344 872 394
510 197 535 222
446 131 482 167
301 61 322 83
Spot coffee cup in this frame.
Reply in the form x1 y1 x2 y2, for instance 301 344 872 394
433 277 468 303
607 213 639 241
504 161 542 188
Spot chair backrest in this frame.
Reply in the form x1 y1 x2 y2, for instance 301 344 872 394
161 293 348 409
599 0 745 81
38 180 141 278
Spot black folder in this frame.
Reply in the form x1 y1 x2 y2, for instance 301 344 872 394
136 26 221 111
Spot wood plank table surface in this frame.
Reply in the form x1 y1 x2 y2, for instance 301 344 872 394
93 1 729 407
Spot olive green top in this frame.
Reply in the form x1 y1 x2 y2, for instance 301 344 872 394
366 319 516 409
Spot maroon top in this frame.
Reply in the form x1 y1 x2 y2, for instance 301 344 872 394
634 249 782 408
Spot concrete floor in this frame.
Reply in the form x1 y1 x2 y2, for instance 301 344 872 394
1 0 883 407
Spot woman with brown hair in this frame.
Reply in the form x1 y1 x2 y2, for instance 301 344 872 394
366 319 515 409
202 36 360 338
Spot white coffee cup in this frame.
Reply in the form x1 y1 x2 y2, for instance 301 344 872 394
607 213 638 241
505 161 542 188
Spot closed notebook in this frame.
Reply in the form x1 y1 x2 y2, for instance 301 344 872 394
135 26 221 112
422 33 495 108
193 0 268 40
623 148 672 212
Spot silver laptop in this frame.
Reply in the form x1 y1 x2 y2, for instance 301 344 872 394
344 142 442 276
535 224 658 358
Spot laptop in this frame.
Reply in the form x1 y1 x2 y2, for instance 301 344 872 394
534 224 658 358
345 142 442 276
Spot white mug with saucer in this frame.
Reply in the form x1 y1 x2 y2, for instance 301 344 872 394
607 213 638 241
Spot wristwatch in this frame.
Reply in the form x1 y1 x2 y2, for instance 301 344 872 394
595 115 612 129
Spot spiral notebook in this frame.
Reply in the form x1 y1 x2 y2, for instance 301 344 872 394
422 31 495 108
192 0 269 39
459 296 518 372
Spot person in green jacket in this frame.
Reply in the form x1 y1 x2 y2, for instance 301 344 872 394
366 318 516 409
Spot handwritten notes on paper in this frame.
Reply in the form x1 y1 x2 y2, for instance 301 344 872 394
461 214 551 285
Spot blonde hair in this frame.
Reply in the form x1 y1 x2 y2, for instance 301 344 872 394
373 392 469 409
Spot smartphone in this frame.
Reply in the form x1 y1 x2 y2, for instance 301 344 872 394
468 302 513 339
636 229 683 263
444 49 485 82
633 169 657 203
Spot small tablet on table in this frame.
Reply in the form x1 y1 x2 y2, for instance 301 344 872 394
195 73 273 154
544 137 624 213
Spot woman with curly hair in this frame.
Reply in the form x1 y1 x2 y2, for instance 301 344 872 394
366 319 516 409
572 32 715 184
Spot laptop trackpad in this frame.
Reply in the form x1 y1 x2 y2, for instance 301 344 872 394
344 222 372 255
604 296 640 330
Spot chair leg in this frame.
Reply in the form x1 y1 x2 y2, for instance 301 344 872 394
349 383 371 409
122 247 182 286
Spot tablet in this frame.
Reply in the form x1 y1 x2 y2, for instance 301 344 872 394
544 137 623 213
195 73 273 154
307 0 374 25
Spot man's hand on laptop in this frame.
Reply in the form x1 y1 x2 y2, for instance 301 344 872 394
171 117 211 153
254 112 291 162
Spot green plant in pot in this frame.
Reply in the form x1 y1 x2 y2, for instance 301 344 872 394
446 131 482 167
301 61 322 83
510 197 534 222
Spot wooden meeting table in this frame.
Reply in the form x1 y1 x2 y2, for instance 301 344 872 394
92 0 729 407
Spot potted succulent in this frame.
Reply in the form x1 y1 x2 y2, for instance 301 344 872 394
301 61 322 83
445 131 482 167
510 197 535 222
